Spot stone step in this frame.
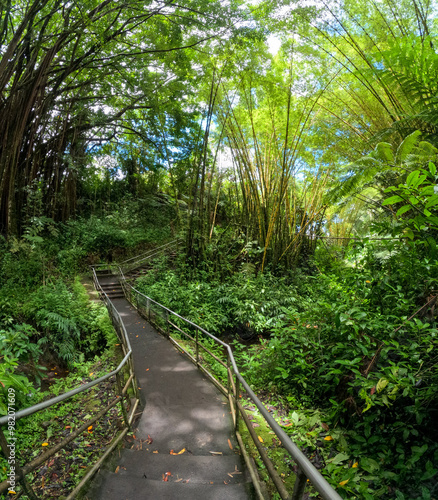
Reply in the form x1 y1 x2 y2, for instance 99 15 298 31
114 450 249 484
93 470 251 500
95 269 113 276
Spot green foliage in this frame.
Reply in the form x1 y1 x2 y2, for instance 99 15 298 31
382 161 438 246
135 262 304 336
232 239 438 498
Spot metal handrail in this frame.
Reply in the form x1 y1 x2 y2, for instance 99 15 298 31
116 267 342 500
118 239 180 275
0 268 139 498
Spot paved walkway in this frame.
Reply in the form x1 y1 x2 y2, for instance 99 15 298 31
87 277 252 499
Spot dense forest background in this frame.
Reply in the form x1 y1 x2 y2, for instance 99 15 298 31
1 0 438 498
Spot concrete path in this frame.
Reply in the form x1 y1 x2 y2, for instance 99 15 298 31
87 277 253 499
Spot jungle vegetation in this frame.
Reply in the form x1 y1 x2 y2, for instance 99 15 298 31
1 0 438 498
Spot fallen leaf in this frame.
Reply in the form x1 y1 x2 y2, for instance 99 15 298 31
89 372 94 376
88 425 93 432
339 479 349 486
352 462 359 468
258 436 264 443
42 443 49 447
170 448 186 455
153 450 159 453
321 422 329 431
115 466 120 474
324 436 333 441
146 368 149 371
370 386 376 395
284 423 293 427
228 473 233 478
65 426 71 429
146 434 153 444
228 439 233 450
209 451 223 455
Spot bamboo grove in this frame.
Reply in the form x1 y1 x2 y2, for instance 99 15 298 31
1 0 438 271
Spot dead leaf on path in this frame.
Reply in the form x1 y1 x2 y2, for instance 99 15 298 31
146 434 153 444
228 439 233 450
115 466 120 474
170 448 186 455
175 478 183 482
228 473 233 478
153 450 159 454
209 451 222 455
258 436 264 443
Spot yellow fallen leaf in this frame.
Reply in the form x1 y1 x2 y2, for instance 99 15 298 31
42 443 49 447
115 466 120 474
324 436 333 441
228 439 233 450
88 425 93 432
170 448 186 455
89 372 94 376
153 450 159 454
258 436 264 443
339 479 349 486
352 462 359 468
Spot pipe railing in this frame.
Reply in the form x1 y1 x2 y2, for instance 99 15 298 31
118 239 180 275
115 263 342 500
0 269 139 499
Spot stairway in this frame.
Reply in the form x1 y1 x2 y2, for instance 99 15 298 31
99 280 125 299
87 278 253 500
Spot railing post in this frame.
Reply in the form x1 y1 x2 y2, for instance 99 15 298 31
147 298 150 320
0 427 39 500
235 376 240 431
291 467 307 500
227 355 231 397
195 328 199 365
116 373 129 428
166 310 170 336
